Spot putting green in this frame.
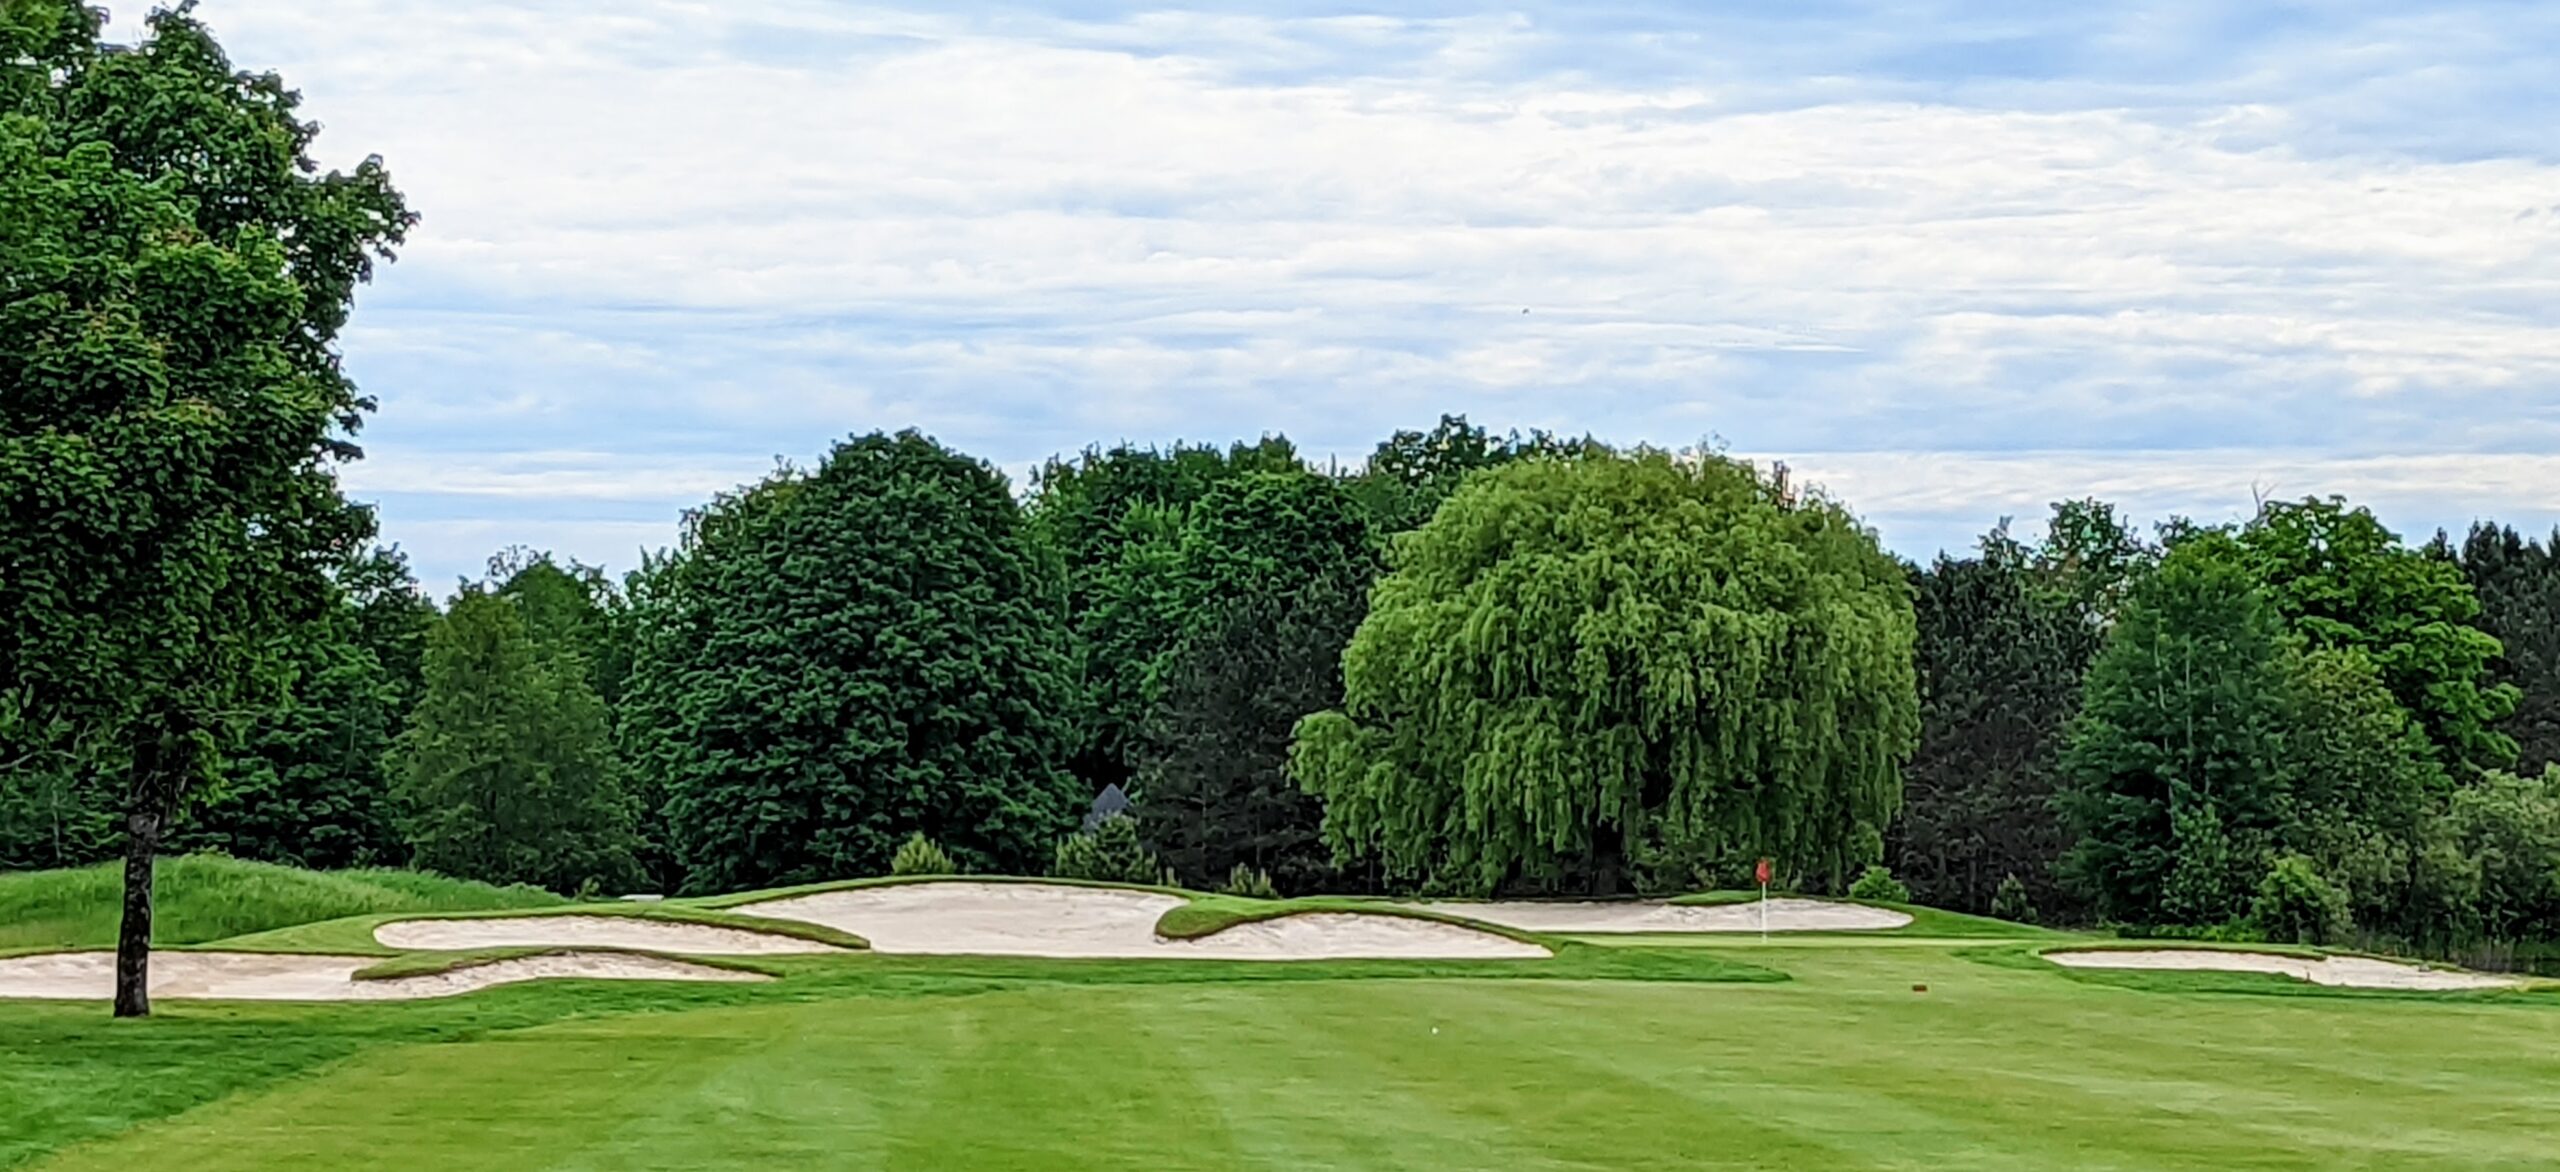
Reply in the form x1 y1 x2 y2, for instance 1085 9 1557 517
11 942 2560 1170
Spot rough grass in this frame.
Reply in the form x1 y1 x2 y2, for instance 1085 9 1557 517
684 871 1197 909
11 940 2560 1171
0 857 564 953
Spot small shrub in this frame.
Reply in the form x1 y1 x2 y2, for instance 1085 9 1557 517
1847 864 1910 904
891 832 959 877
1220 863 1278 899
1049 815 1167 886
1989 873 2036 924
2251 854 2352 946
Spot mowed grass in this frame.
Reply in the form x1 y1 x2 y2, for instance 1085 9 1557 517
0 857 564 953
13 942 2560 1170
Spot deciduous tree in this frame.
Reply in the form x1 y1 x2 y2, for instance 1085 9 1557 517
1293 449 1918 895
627 432 1082 891
0 2 410 1014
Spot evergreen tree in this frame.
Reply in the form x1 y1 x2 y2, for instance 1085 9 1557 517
1138 565 1371 892
391 588 638 893
2459 524 2560 776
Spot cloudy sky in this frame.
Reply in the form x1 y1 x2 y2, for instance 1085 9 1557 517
145 1 2560 588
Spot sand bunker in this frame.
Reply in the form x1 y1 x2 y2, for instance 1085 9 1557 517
1424 897 1912 934
375 915 841 955
2046 948 2516 991
735 882 1548 960
0 949 766 1002
1163 912 1547 960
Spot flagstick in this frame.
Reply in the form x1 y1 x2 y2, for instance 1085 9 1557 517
1760 880 1767 943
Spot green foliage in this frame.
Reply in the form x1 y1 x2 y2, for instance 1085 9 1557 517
2433 767 2560 942
2060 534 2297 927
2238 498 2518 772
1893 507 2127 917
1219 863 1280 899
0 4 413 1010
1136 499 1376 892
2251 855 2352 946
0 855 562 952
175 550 436 870
390 588 639 894
1026 437 1307 788
1989 873 2036 924
1341 414 1604 534
626 431 1082 892
1049 814 1171 886
1847 865 1911 904
1294 448 1919 896
2458 524 2560 776
890 833 959 877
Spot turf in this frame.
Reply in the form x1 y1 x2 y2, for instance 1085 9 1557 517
0 857 565 953
7 936 2560 1169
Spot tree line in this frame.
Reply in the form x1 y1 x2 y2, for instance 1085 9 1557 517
9 4 2560 1015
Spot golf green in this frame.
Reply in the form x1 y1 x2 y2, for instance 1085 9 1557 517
14 942 2560 1170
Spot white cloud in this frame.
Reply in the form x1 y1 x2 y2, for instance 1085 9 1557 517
125 0 2560 584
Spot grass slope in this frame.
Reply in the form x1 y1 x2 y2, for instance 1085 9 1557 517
0 857 563 953
13 941 2560 1171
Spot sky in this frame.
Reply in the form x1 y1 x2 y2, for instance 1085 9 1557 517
132 1 2560 589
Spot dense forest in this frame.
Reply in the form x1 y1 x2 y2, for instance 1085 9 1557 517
6 1 2560 1022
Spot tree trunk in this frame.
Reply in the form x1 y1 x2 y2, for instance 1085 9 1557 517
114 724 189 1019
112 801 162 1018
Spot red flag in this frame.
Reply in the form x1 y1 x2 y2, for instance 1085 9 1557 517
1754 858 1772 887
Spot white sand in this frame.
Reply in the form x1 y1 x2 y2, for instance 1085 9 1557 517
1161 912 1548 960
1422 897 1912 933
735 881 1548 960
0 949 767 1002
375 915 841 955
2045 948 2517 991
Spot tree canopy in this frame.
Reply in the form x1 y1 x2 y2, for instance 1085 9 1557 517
0 0 410 1014
626 431 1083 892
1292 449 1919 895
391 586 637 894
2236 498 2517 772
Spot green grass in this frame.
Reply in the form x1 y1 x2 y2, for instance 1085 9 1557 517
10 940 2560 1170
0 857 564 953
8 866 2557 1169
1669 889 2061 938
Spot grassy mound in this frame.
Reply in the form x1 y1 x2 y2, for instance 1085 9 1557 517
0 856 565 953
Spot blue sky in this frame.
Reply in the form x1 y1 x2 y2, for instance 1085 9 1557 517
156 1 2560 588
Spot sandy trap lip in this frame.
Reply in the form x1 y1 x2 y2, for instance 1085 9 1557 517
734 881 1549 960
2045 948 2517 991
0 949 768 1002
374 915 843 955
1422 897 1912 934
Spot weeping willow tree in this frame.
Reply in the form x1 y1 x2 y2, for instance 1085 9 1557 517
1290 449 1918 895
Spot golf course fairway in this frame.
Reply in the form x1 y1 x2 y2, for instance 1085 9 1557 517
10 937 2558 1170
